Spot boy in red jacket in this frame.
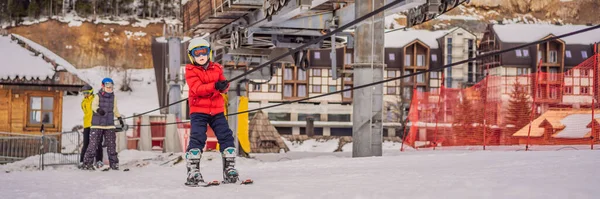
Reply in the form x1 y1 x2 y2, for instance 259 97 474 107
183 37 239 186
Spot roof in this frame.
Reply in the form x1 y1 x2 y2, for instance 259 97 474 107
384 28 458 49
10 34 80 77
553 113 600 138
492 24 600 45
512 109 598 138
249 111 289 153
0 35 56 80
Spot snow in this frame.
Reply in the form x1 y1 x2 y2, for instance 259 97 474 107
385 28 455 49
2 149 599 198
493 24 600 45
10 34 81 78
384 14 406 29
0 35 55 80
554 114 600 138
61 66 159 131
283 138 340 152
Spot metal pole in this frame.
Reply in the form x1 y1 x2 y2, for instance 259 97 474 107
352 0 385 158
40 124 45 171
167 36 182 119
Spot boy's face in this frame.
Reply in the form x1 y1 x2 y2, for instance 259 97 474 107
103 83 114 93
194 54 208 65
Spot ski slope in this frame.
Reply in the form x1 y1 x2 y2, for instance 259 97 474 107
1 150 599 199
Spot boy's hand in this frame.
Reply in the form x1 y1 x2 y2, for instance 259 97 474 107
215 80 228 91
96 108 106 116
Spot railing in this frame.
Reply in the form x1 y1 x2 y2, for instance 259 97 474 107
0 125 81 170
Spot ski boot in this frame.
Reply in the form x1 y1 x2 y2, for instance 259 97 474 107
221 147 239 184
185 148 205 187
80 164 95 170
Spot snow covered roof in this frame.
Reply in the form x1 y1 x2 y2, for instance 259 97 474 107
10 34 81 77
0 35 56 80
492 24 600 45
513 109 597 138
384 28 457 49
553 113 600 138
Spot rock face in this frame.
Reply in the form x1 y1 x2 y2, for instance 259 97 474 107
7 20 164 69
469 0 597 23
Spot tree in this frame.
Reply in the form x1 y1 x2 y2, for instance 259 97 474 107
452 91 477 136
28 0 41 18
505 81 532 130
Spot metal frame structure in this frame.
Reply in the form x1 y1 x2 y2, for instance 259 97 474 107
179 0 471 157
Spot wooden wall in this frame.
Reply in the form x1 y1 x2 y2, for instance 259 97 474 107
0 88 63 135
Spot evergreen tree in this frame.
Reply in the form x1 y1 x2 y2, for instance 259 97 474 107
452 91 477 135
505 81 532 130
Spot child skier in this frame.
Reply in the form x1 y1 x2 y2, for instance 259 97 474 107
184 37 238 186
81 78 124 170
79 84 103 168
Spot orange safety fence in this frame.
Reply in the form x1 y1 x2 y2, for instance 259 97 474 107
401 52 600 151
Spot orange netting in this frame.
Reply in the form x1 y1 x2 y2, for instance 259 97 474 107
401 52 600 151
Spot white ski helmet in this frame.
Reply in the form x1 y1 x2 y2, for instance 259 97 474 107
187 37 213 63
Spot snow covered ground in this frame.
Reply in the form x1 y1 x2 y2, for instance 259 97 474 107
1 149 599 198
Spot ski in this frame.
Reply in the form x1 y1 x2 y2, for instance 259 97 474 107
185 180 220 187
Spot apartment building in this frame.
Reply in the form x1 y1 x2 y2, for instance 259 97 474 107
478 23 600 122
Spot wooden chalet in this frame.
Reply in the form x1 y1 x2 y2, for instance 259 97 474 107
0 34 86 135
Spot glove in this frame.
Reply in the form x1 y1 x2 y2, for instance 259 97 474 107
96 108 106 116
215 80 229 91
118 117 124 127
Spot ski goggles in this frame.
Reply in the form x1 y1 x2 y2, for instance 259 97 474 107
82 89 93 95
103 82 114 88
189 46 210 57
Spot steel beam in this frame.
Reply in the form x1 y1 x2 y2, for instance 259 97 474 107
259 0 425 30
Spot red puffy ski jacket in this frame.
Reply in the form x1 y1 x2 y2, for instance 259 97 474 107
185 61 229 116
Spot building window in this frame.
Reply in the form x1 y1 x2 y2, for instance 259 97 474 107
416 54 425 66
387 70 396 78
387 87 396 94
517 68 528 75
389 53 395 61
564 86 573 94
430 87 439 94
345 53 352 64
329 85 337 93
549 68 558 81
252 84 261 92
581 87 589 94
522 49 529 57
403 70 412 83
550 87 558 99
284 68 293 80
314 52 321 59
538 51 543 61
298 113 321 121
282 65 308 98
548 50 558 63
582 51 588 58
328 114 351 122
416 72 425 83
581 69 589 77
516 49 522 57
343 85 352 98
405 54 411 66
312 69 322 76
298 69 307 81
28 96 54 127
431 54 438 62
403 87 412 99
312 85 322 93
565 70 572 77
566 50 572 58
268 84 277 92
297 85 307 97
283 84 293 97
268 112 291 121
430 71 438 78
